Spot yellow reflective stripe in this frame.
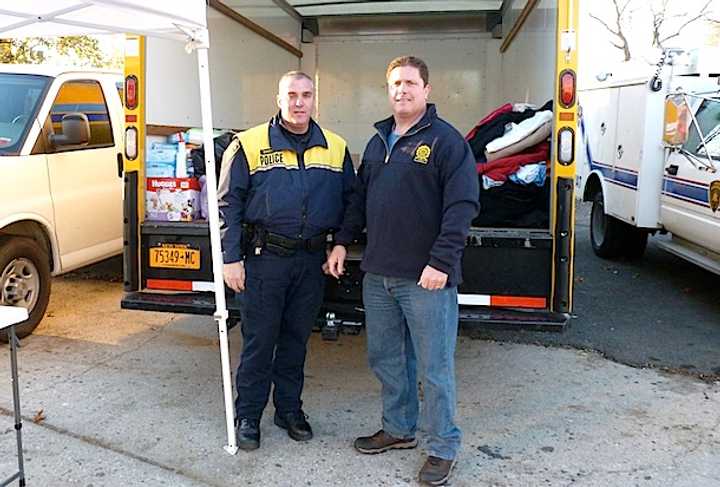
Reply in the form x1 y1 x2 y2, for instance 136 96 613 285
302 161 344 173
239 124 346 175
305 128 346 172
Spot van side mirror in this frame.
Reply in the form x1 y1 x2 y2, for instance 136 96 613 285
49 112 90 147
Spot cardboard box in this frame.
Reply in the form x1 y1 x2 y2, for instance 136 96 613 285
146 142 178 178
145 177 200 222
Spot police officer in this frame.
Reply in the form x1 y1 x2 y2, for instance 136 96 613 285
219 71 355 451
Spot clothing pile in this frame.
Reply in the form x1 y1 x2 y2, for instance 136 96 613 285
466 100 553 228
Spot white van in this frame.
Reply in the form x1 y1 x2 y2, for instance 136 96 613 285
578 59 720 274
0 65 124 338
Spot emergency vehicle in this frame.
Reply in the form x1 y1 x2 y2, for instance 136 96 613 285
579 52 720 275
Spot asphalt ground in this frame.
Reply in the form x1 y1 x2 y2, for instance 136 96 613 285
470 202 720 380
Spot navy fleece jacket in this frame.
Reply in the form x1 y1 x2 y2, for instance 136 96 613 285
335 104 480 287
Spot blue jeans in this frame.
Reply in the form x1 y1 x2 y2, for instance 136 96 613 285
362 272 461 460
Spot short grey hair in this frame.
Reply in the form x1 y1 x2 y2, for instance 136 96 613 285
278 70 314 91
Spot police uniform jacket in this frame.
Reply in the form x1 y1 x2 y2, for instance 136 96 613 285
219 114 355 263
335 104 479 287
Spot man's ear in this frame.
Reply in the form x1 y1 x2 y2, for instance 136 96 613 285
424 83 431 100
276 94 282 109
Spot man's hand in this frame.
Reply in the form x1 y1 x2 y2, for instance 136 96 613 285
326 245 347 279
418 265 448 291
224 261 246 292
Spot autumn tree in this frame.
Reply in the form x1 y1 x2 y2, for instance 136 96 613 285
0 38 54 64
0 36 111 67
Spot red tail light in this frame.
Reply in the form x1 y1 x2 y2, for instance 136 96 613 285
125 75 138 110
559 70 576 108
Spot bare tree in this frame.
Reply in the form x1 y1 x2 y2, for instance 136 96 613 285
590 0 636 61
651 0 714 48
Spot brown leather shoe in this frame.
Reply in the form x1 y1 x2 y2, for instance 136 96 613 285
418 455 456 486
353 429 418 454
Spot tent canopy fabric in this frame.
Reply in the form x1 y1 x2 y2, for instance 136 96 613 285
0 1 207 41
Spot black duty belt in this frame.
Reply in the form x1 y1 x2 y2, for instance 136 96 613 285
265 231 328 251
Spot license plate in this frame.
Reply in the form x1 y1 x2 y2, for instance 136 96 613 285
149 244 200 270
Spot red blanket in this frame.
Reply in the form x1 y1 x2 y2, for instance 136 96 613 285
476 142 549 181
465 103 513 141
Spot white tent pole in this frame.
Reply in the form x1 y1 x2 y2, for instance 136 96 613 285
196 45 238 456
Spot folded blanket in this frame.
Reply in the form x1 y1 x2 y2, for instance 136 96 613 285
467 110 536 162
476 141 550 182
485 120 552 161
485 110 553 153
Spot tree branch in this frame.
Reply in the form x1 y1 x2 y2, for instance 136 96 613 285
659 11 710 43
589 13 621 37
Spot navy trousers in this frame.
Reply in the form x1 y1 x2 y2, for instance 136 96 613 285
234 249 326 420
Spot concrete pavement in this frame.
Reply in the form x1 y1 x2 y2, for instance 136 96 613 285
1 280 719 486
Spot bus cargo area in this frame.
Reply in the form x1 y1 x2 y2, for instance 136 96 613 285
121 0 579 332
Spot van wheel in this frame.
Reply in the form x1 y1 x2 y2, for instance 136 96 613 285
0 237 51 342
590 192 648 260
622 228 648 260
590 192 625 258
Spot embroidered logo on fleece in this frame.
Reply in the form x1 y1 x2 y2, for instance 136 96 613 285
414 144 431 164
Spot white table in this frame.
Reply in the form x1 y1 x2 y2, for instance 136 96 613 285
0 305 29 487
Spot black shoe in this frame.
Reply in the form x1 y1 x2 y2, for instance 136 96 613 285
274 410 313 441
236 418 260 451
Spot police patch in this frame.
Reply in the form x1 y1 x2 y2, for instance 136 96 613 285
259 150 284 167
710 180 720 213
414 144 431 164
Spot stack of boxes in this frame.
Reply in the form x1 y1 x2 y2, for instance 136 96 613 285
145 132 200 222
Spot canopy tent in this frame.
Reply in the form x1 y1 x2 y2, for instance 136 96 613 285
0 1 207 40
0 0 239 455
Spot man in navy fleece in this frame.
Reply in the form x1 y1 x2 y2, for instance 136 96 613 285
326 56 479 486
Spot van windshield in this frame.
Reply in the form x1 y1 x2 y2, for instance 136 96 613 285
0 74 51 155
686 97 720 160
